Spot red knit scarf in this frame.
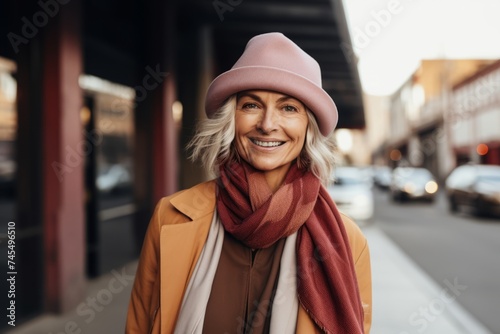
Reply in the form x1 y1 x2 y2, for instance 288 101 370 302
217 162 365 333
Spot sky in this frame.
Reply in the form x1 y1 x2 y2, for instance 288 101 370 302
342 0 500 95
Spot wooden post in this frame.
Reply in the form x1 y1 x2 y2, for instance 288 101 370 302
41 0 86 312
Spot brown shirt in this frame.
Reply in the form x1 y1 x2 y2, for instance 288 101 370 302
203 231 286 334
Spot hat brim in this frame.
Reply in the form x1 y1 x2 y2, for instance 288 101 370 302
205 66 338 136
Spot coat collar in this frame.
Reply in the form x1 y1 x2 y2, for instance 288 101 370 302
159 180 218 333
169 180 217 221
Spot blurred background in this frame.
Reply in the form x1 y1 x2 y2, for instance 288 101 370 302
0 0 499 333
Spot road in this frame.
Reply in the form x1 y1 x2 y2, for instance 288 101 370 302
372 187 500 333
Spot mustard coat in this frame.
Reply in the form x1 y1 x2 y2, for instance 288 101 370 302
126 180 372 333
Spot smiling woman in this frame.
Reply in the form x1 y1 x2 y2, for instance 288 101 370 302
126 32 372 334
188 91 337 187
233 90 309 191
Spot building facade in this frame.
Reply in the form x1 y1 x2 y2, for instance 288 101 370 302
450 60 500 166
382 59 496 180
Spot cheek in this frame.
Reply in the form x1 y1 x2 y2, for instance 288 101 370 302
235 125 248 144
234 118 250 154
235 114 253 136
295 123 308 154
290 118 308 142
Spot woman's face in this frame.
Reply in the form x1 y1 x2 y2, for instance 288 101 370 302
234 90 309 181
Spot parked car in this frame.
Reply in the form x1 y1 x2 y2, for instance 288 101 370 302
328 166 374 222
96 163 132 194
390 167 438 202
373 166 392 189
445 164 500 217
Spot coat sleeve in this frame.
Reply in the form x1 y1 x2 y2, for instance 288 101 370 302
126 198 164 333
340 213 372 334
354 235 372 334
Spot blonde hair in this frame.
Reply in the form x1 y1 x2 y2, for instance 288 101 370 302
188 95 336 185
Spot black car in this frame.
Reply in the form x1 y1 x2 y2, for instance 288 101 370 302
445 164 500 217
390 167 439 202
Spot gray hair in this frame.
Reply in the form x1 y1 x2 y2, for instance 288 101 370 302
188 95 336 185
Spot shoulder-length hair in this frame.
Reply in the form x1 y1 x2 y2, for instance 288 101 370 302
188 95 337 185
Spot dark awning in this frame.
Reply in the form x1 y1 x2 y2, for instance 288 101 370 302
182 0 366 129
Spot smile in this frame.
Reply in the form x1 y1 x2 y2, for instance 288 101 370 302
251 139 285 147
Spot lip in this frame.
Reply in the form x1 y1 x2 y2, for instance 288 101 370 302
249 137 287 150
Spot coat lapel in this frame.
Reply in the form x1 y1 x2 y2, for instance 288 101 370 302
158 181 217 333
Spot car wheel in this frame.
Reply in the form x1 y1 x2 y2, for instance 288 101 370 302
473 198 487 217
449 196 458 213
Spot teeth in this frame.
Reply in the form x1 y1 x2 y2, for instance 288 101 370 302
253 140 283 147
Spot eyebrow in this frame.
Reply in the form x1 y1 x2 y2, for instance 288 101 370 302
238 92 264 103
238 92 303 106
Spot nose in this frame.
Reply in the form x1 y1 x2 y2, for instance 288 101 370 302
257 108 278 134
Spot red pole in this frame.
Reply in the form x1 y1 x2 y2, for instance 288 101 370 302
42 0 85 312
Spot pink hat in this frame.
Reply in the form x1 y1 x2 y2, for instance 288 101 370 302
205 32 338 136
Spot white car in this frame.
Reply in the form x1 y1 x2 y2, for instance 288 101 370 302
96 164 132 193
328 167 374 222
390 167 438 202
373 166 392 189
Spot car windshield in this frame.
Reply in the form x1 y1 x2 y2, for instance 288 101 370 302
334 176 365 185
478 174 500 183
398 169 431 181
413 171 431 180
475 166 500 182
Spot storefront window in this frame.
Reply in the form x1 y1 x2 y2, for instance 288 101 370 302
0 57 16 220
79 75 136 274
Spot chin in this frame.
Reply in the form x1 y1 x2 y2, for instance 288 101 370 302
248 160 290 172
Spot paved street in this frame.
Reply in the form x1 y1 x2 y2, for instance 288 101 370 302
372 187 500 333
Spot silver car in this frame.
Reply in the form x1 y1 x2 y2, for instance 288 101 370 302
390 167 438 202
328 167 374 222
446 164 500 217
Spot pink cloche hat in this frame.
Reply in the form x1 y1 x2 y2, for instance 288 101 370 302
204 32 338 136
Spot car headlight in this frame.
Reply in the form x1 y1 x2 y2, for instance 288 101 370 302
482 191 500 203
403 182 415 194
495 193 500 203
425 181 438 194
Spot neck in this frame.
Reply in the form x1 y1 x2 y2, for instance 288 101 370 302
263 164 292 193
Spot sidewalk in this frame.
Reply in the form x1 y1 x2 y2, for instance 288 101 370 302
6 225 491 334
364 224 491 334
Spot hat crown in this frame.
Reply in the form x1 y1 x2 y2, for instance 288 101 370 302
232 33 323 87
205 32 338 135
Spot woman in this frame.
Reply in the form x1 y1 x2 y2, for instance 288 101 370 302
126 32 372 334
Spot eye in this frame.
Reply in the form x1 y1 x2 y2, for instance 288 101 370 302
283 105 298 112
242 102 259 110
